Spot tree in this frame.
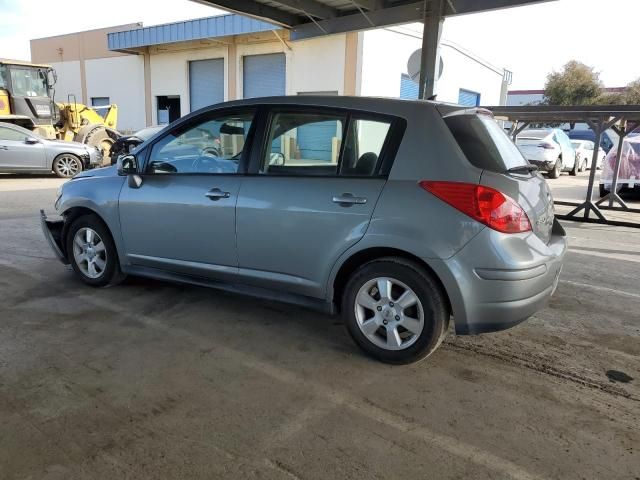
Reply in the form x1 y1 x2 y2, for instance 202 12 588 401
622 78 640 104
543 61 603 106
596 78 640 105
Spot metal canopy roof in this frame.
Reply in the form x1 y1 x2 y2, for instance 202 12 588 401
488 105 640 122
193 0 552 39
107 14 276 52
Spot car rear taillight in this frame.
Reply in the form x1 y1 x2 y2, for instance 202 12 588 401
538 142 555 149
419 181 532 234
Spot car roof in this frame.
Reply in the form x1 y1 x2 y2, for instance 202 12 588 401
0 122 32 135
187 95 465 120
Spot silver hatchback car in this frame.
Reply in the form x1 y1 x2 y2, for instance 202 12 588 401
42 96 567 364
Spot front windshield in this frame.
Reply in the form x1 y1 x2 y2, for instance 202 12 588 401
9 67 48 97
0 65 8 89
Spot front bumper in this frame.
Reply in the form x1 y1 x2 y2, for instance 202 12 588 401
87 148 103 168
40 210 69 265
428 219 567 335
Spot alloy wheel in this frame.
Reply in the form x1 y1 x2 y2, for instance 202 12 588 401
72 227 107 279
56 155 81 177
354 277 425 350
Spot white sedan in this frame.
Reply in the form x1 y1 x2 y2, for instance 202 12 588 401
515 128 577 178
571 140 606 171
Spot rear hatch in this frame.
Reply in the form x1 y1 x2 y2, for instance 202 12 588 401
516 135 546 157
443 111 555 243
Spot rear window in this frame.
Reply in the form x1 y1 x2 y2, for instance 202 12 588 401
444 114 528 172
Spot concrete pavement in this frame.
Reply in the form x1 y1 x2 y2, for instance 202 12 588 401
0 175 638 479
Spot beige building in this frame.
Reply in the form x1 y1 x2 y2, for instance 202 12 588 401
31 14 510 133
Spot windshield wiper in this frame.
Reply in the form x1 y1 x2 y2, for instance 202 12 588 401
508 164 538 173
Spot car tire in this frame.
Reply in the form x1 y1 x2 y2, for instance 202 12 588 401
53 154 83 178
599 184 609 198
582 159 588 172
570 157 579 176
342 257 449 364
548 157 562 179
65 214 126 287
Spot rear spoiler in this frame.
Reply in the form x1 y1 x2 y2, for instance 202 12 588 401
437 105 494 118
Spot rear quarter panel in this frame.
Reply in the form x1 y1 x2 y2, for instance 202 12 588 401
363 104 484 260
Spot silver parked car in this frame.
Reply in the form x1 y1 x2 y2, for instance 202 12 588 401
0 122 102 177
41 96 567 364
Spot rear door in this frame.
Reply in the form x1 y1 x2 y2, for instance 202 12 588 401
235 107 397 298
445 113 555 243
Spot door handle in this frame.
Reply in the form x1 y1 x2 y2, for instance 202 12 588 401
205 188 231 200
332 193 367 205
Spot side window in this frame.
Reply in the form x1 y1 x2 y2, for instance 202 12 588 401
340 119 391 176
147 111 253 174
0 127 26 142
261 111 345 176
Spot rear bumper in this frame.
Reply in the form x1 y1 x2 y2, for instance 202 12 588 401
528 159 556 172
40 210 69 265
428 219 567 335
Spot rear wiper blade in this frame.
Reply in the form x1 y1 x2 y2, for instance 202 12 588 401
508 164 538 173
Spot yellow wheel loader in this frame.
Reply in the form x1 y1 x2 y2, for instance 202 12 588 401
0 59 120 163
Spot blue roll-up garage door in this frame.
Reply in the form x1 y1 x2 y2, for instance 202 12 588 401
399 74 419 100
297 120 338 161
243 53 286 98
189 58 224 112
458 88 481 106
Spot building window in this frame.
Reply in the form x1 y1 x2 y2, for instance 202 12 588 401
157 95 181 125
399 74 419 100
458 89 481 107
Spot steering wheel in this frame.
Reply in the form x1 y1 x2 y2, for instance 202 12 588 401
201 146 222 158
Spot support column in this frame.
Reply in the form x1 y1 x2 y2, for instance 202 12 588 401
143 48 152 127
343 32 358 96
418 0 444 100
228 42 237 100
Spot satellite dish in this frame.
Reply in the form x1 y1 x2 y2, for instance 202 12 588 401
407 49 444 83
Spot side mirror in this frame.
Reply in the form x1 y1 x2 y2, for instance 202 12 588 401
117 154 138 176
25 137 39 145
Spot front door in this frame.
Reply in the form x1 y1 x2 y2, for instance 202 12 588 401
0 126 46 170
118 109 255 280
236 109 395 298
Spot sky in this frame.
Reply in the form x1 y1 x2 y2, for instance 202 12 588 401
0 0 637 90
